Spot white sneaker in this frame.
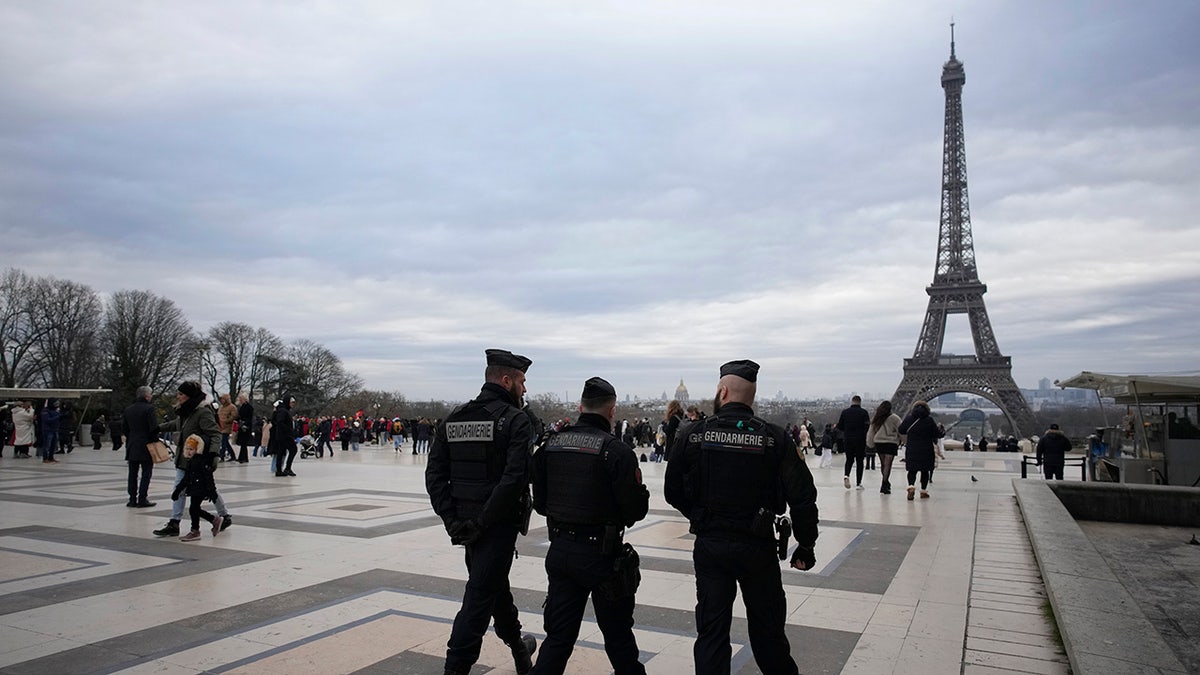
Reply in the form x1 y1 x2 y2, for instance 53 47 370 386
856 485 864 490
843 476 851 489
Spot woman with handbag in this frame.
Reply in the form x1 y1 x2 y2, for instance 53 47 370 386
122 386 160 508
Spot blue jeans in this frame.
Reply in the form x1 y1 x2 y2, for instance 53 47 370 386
220 433 235 460
41 430 59 459
170 467 229 520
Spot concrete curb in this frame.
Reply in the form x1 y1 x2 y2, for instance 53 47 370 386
1012 479 1189 673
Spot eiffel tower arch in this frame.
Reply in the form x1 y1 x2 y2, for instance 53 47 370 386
891 27 1038 438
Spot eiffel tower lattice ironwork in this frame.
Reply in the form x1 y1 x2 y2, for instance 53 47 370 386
890 27 1037 438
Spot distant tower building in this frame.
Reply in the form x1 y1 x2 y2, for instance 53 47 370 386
675 379 689 402
1038 378 1052 391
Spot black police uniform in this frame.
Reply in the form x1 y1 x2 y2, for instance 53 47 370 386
426 360 537 675
530 410 650 674
665 397 818 675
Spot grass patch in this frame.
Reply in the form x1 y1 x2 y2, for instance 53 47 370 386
1042 598 1066 652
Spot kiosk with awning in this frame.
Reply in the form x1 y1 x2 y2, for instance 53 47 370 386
2 387 113 442
1054 372 1200 487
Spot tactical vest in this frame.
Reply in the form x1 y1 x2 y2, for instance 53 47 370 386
694 415 780 532
445 399 516 512
543 426 618 526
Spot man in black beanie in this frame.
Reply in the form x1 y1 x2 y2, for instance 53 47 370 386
665 360 819 675
426 349 539 675
530 377 650 674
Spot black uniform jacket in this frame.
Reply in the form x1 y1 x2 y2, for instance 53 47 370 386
531 412 650 528
426 382 533 529
663 402 819 548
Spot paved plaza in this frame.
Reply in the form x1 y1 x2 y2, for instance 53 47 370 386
0 444 1073 674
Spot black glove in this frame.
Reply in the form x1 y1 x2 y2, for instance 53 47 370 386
448 519 482 546
790 545 816 571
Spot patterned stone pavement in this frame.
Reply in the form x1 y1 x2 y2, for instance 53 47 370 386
0 443 1071 674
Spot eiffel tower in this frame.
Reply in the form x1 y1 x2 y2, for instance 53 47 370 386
890 26 1037 438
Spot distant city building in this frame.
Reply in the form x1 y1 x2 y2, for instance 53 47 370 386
675 379 689 402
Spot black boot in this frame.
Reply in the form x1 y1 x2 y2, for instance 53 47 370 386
153 519 180 537
509 634 536 675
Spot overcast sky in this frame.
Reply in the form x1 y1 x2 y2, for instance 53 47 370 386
2 1 1198 403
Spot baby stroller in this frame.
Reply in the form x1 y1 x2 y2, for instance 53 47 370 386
297 435 318 459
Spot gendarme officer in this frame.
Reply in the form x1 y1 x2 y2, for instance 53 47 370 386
664 360 819 675
530 377 650 675
426 349 539 675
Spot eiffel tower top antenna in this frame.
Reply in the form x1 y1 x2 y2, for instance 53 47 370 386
950 20 956 59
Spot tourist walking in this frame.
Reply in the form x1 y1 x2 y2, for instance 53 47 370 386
866 400 902 494
529 377 649 674
235 393 254 463
1036 423 1072 480
425 349 538 675
217 394 238 462
664 360 818 675
898 400 944 500
837 395 871 490
663 400 684 462
153 382 233 537
122 386 160 508
272 395 298 477
818 423 835 468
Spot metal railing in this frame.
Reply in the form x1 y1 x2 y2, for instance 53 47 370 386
1020 454 1086 481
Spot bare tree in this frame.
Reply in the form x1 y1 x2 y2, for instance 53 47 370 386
203 321 255 399
287 338 363 403
246 327 284 402
104 289 194 402
27 277 104 387
0 268 42 387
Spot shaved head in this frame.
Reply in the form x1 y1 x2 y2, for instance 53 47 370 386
716 374 756 407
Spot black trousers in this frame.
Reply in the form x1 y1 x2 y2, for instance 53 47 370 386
445 522 524 674
531 536 645 675
127 460 153 503
843 440 866 485
278 446 297 473
188 496 215 531
693 534 798 675
1042 457 1064 480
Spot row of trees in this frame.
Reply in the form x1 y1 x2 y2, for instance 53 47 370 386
0 268 368 416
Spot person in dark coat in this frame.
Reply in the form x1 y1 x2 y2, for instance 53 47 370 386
272 394 298 477
836 395 871 490
898 400 944 500
39 400 61 463
91 415 107 449
109 414 124 452
57 401 76 454
235 393 254 463
122 386 160 507
1036 424 1072 480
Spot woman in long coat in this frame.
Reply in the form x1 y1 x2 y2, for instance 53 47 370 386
8 401 36 458
898 400 945 500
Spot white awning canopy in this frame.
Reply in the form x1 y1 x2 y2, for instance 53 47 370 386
0 387 112 400
1055 372 1200 405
